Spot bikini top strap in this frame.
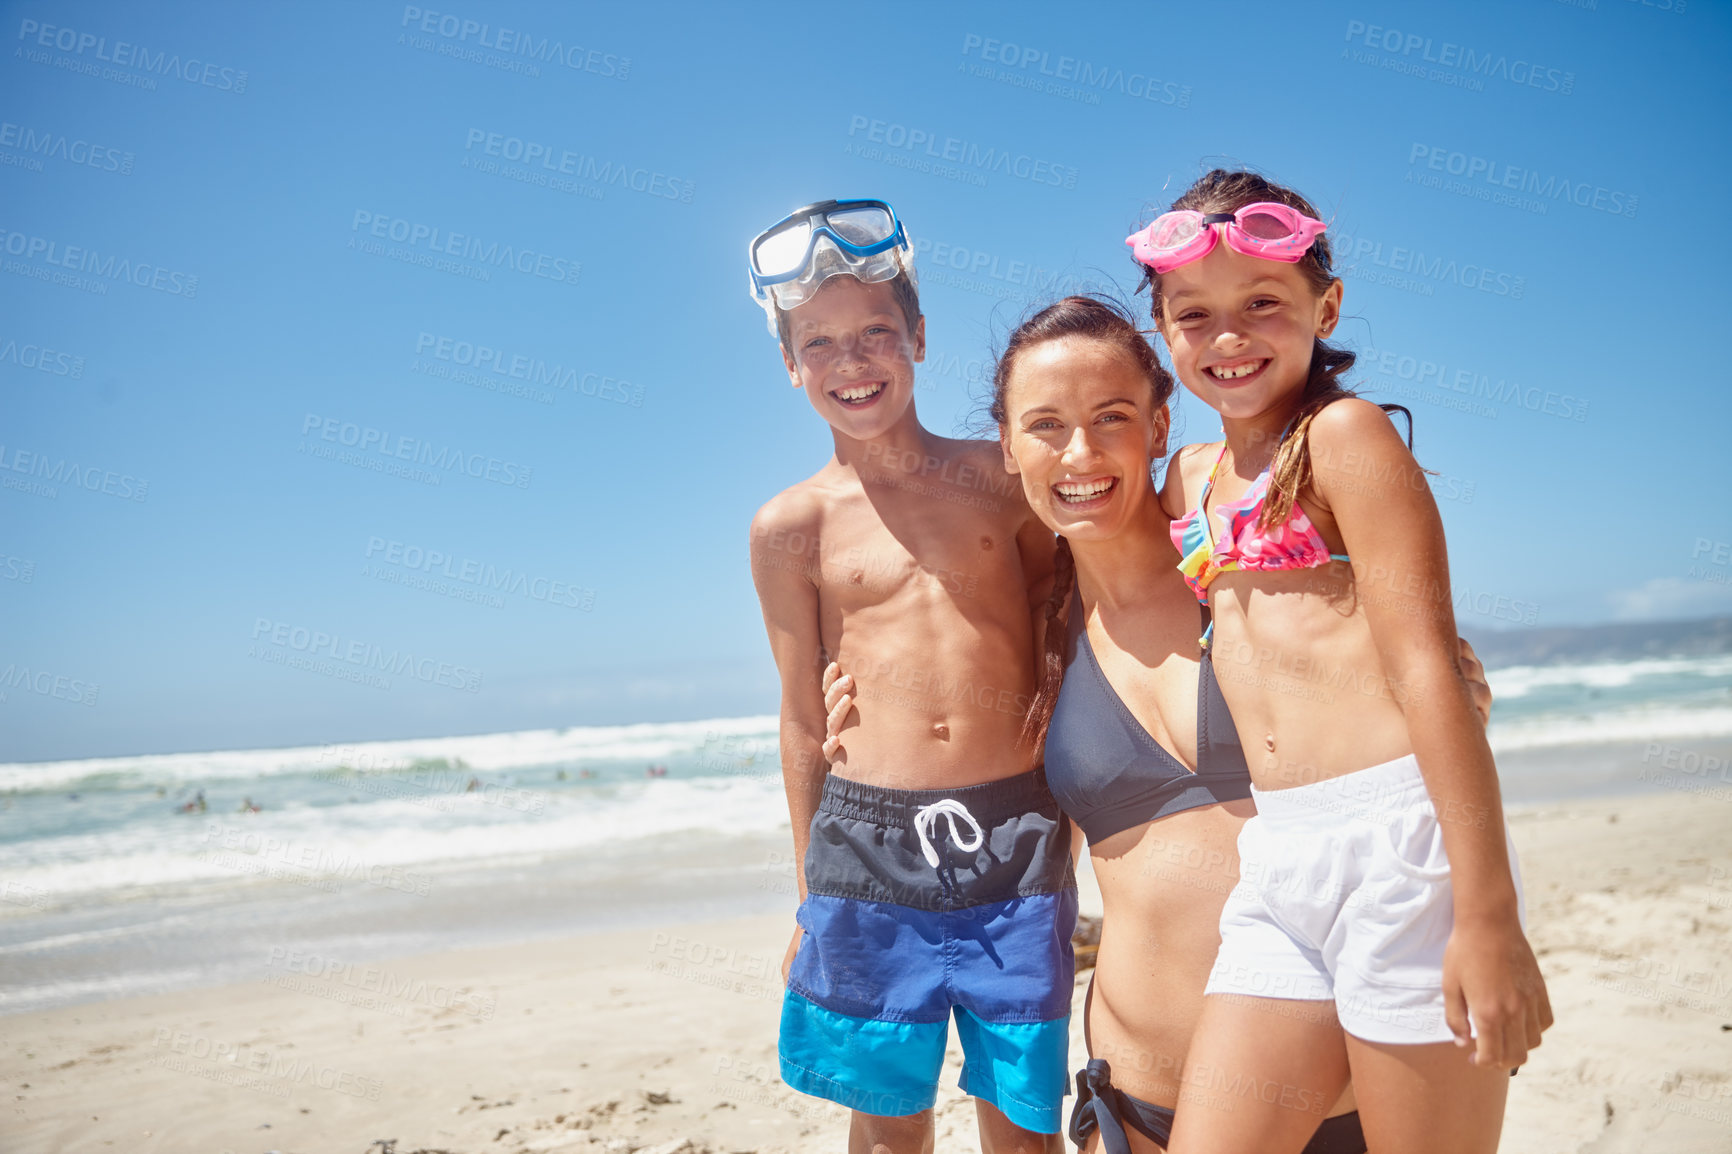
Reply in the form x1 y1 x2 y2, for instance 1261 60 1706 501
1196 440 1229 512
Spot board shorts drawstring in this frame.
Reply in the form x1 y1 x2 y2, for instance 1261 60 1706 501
912 798 985 870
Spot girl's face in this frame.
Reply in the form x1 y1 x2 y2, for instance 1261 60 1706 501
999 336 1168 543
1154 241 1342 423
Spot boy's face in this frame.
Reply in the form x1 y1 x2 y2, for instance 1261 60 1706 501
779 276 925 440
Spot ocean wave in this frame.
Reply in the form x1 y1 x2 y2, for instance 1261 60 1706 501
1488 655 1732 699
0 968 211 1015
0 774 790 900
1489 704 1732 752
0 715 781 794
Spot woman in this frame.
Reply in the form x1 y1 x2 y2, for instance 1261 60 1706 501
821 297 1494 1152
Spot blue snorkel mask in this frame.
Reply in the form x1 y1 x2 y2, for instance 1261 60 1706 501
748 198 918 335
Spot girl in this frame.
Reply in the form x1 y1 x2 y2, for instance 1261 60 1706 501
822 295 1498 1152
1136 170 1552 1153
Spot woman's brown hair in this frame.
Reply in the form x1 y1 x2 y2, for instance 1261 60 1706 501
989 295 1176 750
1140 169 1356 530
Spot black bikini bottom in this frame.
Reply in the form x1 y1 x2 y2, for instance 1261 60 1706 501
1068 1058 1367 1153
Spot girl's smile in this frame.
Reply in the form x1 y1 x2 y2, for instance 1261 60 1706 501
1203 357 1270 385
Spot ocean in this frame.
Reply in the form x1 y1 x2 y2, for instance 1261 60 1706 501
3 655 1730 1015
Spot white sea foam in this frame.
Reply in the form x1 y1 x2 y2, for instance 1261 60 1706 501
0 968 211 1015
1489 704 1732 752
0 775 790 900
1488 655 1732 699
0 715 780 793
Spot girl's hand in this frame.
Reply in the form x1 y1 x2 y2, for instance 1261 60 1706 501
820 662 855 762
1456 638 1494 727
1442 917 1553 1069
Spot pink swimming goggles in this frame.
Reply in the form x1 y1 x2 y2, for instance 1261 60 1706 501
1125 202 1328 275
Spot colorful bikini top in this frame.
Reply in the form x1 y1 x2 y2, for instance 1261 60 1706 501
1170 441 1350 604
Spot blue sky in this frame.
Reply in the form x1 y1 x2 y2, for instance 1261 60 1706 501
3 0 1728 761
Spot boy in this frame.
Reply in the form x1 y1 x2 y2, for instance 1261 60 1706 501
747 199 1071 1154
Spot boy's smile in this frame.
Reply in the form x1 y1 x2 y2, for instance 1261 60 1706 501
781 276 924 439
831 380 886 408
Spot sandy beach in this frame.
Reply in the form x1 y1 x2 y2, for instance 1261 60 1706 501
3 787 1729 1154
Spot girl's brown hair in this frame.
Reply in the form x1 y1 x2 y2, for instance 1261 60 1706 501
989 295 1176 749
1141 169 1355 530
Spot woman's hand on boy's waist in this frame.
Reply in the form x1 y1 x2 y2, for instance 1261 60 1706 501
820 661 856 763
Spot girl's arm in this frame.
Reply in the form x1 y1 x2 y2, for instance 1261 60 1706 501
1307 399 1551 1069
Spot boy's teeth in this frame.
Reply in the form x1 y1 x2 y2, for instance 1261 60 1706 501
835 383 884 402
1210 361 1263 380
1056 479 1113 500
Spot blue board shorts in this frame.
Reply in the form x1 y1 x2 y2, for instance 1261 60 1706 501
779 768 1077 1134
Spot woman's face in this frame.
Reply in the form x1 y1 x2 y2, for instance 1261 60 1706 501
999 336 1168 543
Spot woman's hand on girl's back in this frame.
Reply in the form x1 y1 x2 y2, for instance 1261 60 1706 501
1456 638 1494 726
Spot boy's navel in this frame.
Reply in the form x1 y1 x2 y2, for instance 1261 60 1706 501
932 722 950 741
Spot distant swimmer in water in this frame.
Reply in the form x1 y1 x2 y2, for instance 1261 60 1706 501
465 776 481 792
556 769 569 781
579 768 594 779
178 790 207 813
238 797 261 813
645 764 668 778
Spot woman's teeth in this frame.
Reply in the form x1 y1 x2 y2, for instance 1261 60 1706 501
834 382 884 403
1055 479 1114 503
1208 360 1264 381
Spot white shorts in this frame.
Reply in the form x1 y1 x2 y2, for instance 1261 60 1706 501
1203 754 1525 1046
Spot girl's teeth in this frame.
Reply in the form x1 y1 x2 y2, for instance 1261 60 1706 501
835 383 884 402
1210 361 1263 380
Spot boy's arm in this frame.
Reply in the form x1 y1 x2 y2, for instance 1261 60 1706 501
1308 399 1550 1069
748 498 830 905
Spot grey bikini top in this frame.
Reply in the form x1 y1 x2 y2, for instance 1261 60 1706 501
1043 596 1252 843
